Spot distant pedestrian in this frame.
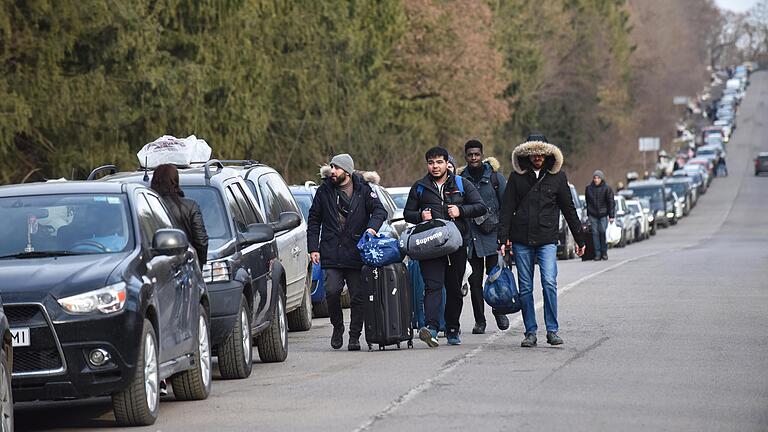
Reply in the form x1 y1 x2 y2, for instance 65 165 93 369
585 170 615 261
717 155 728 177
151 164 209 268
404 146 486 347
498 134 585 348
458 139 509 334
307 154 388 351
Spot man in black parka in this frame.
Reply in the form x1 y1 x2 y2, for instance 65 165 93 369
307 154 387 351
498 135 585 348
404 146 486 347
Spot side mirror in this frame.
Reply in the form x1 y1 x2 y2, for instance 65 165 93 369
271 211 302 232
152 229 189 256
240 223 274 245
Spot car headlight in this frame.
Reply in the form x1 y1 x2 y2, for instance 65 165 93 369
58 282 127 314
203 261 230 283
648 215 654 222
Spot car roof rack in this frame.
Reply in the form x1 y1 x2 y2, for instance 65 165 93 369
87 165 118 181
204 159 225 184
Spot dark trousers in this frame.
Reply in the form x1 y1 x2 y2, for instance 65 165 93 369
420 247 468 332
324 268 364 338
468 251 497 325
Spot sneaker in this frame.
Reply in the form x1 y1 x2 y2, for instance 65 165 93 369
593 256 601 261
331 325 344 350
348 337 361 351
418 326 439 348
546 331 564 345
494 314 510 330
601 252 608 261
472 322 486 334
446 329 461 345
520 332 537 348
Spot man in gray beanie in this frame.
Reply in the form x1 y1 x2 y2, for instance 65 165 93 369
307 153 387 350
584 169 615 260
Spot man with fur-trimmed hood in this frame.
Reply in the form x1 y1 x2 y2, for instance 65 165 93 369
307 154 387 351
498 134 585 348
458 139 509 334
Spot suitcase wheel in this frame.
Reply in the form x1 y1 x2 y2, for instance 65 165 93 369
379 345 385 351
397 343 401 349
407 340 414 349
368 344 373 351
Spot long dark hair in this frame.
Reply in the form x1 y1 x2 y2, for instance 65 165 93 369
151 164 183 201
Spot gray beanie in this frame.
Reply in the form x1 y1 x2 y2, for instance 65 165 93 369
593 170 605 181
330 153 355 175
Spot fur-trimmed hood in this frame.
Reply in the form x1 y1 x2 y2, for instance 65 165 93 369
319 165 381 185
510 140 564 175
456 156 501 176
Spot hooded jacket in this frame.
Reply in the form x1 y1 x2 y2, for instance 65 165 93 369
403 172 486 244
307 168 387 269
585 179 615 218
159 191 209 268
497 140 583 247
458 157 507 257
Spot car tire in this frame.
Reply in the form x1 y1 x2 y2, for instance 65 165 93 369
218 295 253 380
287 282 312 332
0 345 13 432
112 319 159 426
171 304 212 401
257 288 288 363
312 299 329 318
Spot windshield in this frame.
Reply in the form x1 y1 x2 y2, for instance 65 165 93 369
667 183 687 197
627 203 642 214
629 186 664 209
390 193 408 211
183 187 232 250
0 194 133 257
293 193 313 223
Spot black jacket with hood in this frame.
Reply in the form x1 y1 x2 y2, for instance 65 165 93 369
497 140 584 247
458 157 507 258
585 180 615 218
403 172 487 244
160 191 209 268
307 170 387 269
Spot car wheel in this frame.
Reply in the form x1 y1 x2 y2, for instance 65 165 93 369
0 345 12 432
218 295 253 380
287 282 312 332
112 319 159 426
171 304 212 401
312 299 329 318
257 288 288 363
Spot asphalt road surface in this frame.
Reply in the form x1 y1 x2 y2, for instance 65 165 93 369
15 71 768 432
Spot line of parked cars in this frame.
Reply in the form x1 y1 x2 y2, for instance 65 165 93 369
0 159 316 427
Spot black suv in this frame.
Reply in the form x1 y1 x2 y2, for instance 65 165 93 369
0 181 210 426
102 161 300 379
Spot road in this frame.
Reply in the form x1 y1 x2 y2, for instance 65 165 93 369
15 71 768 432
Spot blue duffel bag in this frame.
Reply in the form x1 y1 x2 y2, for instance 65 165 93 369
357 231 403 267
483 253 521 314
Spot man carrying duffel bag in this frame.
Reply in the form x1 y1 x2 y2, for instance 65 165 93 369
307 154 388 351
403 146 486 347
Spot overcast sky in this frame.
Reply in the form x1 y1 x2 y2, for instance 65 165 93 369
714 0 759 12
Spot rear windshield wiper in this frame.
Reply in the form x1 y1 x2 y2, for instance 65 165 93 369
0 250 81 259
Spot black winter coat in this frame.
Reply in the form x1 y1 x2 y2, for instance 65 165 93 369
585 182 615 218
307 174 387 269
403 173 487 244
160 192 209 268
497 140 583 248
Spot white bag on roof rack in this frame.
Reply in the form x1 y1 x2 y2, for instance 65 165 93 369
137 135 212 169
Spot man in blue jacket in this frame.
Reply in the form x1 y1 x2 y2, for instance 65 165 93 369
458 139 509 334
404 146 486 347
307 154 388 351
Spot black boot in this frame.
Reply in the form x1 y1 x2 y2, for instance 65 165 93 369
347 335 361 351
495 314 510 330
472 322 486 334
331 325 344 350
521 332 537 348
546 331 564 345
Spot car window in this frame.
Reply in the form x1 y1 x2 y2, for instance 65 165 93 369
182 186 233 250
144 194 174 229
292 192 313 223
229 182 260 225
267 173 300 216
225 188 249 233
257 176 282 223
390 193 408 210
135 194 158 246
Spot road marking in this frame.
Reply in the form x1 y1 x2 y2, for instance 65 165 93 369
352 253 659 432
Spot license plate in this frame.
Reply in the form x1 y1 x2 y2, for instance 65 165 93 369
11 328 30 347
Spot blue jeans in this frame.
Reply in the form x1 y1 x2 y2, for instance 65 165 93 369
589 216 608 258
512 243 558 334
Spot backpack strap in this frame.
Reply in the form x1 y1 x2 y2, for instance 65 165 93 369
454 175 464 195
416 183 424 198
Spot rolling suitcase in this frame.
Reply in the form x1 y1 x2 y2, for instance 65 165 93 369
363 263 414 350
581 222 595 261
